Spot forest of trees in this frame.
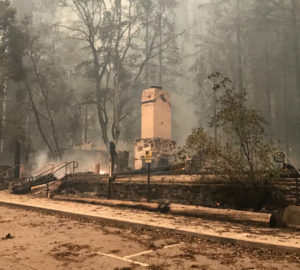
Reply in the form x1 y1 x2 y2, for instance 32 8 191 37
182 0 300 164
0 0 299 167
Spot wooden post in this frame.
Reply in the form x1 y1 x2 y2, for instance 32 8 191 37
14 140 21 179
108 159 113 200
94 163 100 175
296 178 299 205
147 163 151 202
145 150 152 202
108 142 116 200
66 175 69 196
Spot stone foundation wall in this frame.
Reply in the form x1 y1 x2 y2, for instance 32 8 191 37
134 138 176 170
62 177 297 210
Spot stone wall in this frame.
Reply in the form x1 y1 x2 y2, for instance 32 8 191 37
61 176 298 211
134 138 176 170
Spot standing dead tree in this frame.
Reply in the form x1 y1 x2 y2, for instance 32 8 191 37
23 24 72 160
26 47 62 159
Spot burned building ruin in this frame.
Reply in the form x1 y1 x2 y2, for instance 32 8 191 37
134 87 176 170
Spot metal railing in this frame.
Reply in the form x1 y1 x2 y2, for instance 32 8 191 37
30 161 68 181
29 161 78 181
27 161 78 196
31 163 56 178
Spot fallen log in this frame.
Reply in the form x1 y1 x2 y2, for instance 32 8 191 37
53 195 270 226
53 195 159 211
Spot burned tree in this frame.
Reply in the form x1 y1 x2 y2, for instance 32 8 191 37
60 0 178 150
23 21 75 160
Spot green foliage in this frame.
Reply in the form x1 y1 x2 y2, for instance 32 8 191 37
0 0 15 82
0 1 29 154
0 0 27 82
178 73 280 185
188 0 300 161
176 127 215 172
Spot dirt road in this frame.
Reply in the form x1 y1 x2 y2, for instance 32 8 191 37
0 205 299 270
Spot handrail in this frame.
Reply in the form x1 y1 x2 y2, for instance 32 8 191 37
29 161 78 183
31 163 56 177
51 161 78 177
31 161 68 179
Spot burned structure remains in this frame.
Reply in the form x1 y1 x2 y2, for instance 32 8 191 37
134 87 176 170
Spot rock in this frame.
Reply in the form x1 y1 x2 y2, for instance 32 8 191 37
269 210 284 228
282 205 300 229
270 205 300 229
158 202 170 213
5 233 12 239
2 233 13 240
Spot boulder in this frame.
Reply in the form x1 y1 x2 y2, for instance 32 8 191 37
270 205 300 229
282 205 300 229
269 210 284 228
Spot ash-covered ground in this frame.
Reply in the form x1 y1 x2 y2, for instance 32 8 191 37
0 206 299 270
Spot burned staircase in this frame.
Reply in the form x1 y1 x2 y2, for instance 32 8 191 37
11 161 78 195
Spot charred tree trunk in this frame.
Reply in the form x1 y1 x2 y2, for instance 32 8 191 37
84 104 88 143
264 47 273 135
112 0 122 146
291 0 300 95
45 100 62 160
158 0 163 85
30 54 62 160
145 4 150 86
14 140 21 179
26 82 56 158
283 68 290 157
0 80 7 153
236 0 244 92
90 37 110 151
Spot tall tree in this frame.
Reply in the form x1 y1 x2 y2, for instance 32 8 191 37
0 0 28 158
61 0 178 149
